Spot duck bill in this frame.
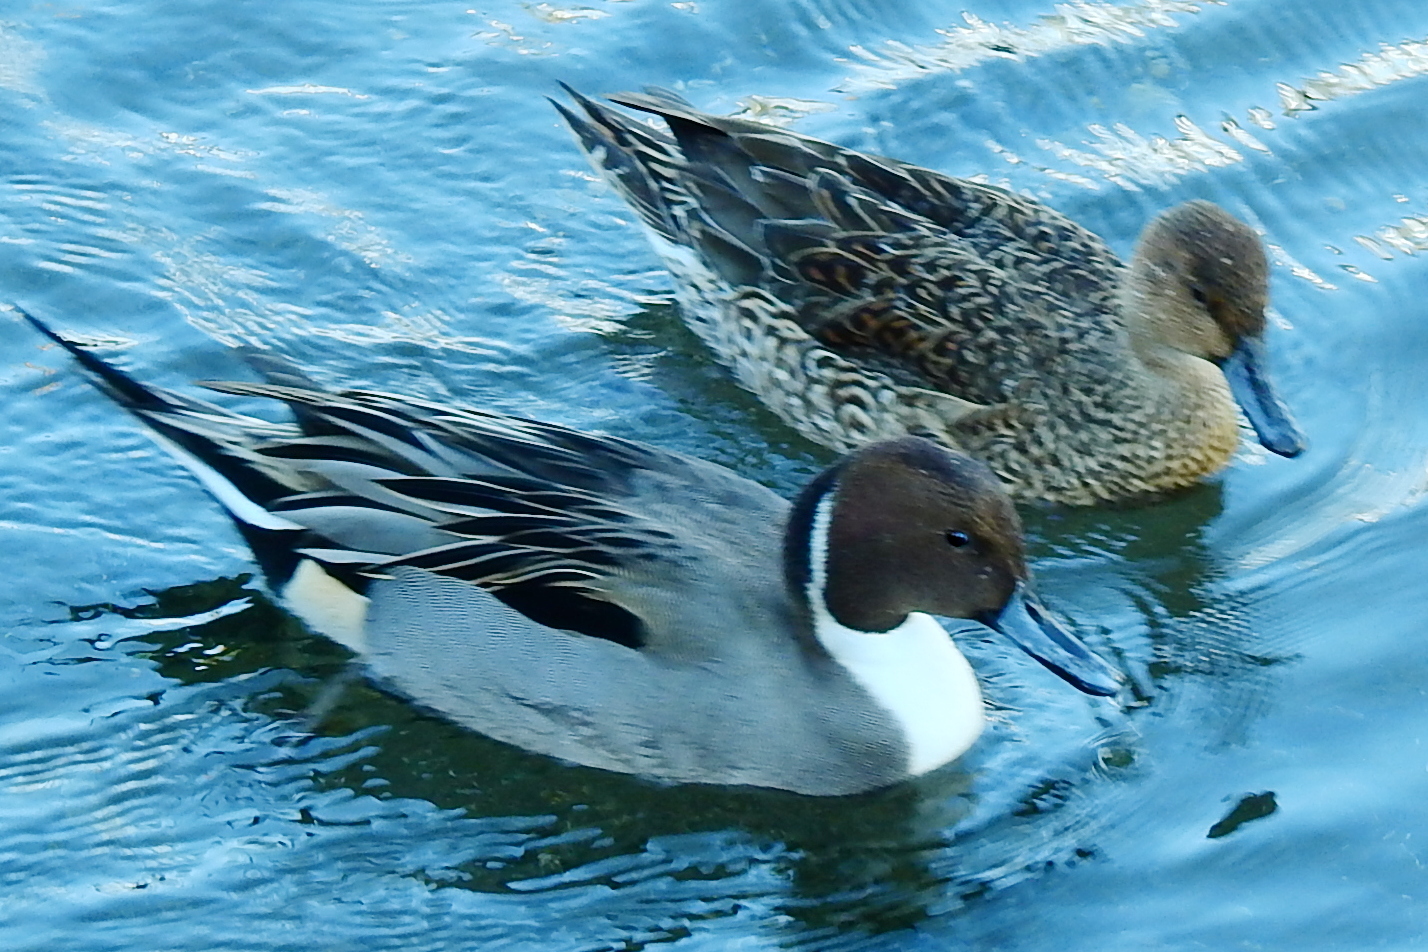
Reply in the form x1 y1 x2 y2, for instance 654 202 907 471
984 583 1120 697
1221 335 1306 458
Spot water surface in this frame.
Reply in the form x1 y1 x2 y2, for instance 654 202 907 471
3 1 1428 949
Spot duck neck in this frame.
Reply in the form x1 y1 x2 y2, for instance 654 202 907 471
784 476 901 633
797 493 985 774
1118 272 1240 431
1108 282 1242 490
803 492 904 633
1121 263 1187 374
782 462 902 633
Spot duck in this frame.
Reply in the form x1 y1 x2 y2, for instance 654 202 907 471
20 306 1118 796
554 85 1306 506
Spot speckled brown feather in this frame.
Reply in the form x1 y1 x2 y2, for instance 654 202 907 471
559 87 1289 506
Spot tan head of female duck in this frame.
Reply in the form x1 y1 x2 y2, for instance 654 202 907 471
1122 200 1305 463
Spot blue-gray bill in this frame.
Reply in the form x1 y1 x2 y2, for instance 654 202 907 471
1221 335 1306 458
983 583 1121 697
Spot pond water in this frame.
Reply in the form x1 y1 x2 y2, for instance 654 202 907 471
3 0 1428 948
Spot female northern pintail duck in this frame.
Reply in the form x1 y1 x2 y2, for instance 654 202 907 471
23 308 1116 796
554 86 1306 506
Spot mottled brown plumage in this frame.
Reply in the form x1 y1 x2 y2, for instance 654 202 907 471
555 86 1304 505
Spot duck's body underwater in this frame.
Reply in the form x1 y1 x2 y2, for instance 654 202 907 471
22 308 1117 796
556 86 1306 506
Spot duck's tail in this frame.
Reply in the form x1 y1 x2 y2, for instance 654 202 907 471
559 86 795 290
17 306 311 583
550 82 688 244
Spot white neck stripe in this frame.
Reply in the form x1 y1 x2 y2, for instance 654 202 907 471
806 490 836 606
805 494 986 775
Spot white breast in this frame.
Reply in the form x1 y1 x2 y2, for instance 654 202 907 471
806 498 986 775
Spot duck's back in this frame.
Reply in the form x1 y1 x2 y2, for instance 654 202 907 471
567 87 1130 409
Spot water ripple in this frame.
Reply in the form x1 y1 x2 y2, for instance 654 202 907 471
838 0 1212 93
4 0 1428 948
1278 34 1428 115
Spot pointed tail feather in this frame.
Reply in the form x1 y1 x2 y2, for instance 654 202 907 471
18 306 173 415
18 307 308 566
551 85 688 243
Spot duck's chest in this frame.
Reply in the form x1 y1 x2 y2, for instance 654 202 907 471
810 609 987 776
954 368 1242 504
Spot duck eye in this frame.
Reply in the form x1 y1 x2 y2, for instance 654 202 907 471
945 530 972 548
1190 286 1209 305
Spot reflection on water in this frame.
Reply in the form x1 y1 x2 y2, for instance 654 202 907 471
5 0 1428 948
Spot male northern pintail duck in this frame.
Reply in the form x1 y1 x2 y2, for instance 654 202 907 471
554 86 1306 506
22 308 1117 796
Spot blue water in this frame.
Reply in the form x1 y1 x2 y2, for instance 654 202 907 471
4 1 1428 948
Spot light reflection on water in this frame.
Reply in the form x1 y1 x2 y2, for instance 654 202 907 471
3 0 1428 949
